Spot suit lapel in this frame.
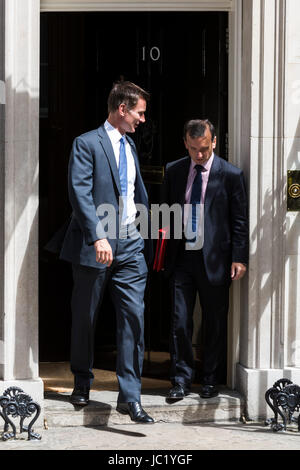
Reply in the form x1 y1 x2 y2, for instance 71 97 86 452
204 155 222 217
97 125 122 195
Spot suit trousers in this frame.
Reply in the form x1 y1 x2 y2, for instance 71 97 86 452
70 226 147 403
170 242 229 388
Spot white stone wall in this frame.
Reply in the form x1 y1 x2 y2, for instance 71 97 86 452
237 0 300 419
283 0 300 368
0 0 43 425
0 0 5 382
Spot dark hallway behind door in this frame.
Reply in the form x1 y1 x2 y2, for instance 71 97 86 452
39 11 228 381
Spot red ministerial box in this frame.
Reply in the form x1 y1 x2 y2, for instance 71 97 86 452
153 227 169 272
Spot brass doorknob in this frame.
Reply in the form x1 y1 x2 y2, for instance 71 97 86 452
288 183 300 199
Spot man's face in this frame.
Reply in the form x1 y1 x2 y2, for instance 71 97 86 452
184 127 216 165
120 97 146 133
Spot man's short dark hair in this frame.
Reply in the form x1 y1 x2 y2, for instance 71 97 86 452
108 81 150 113
183 119 216 142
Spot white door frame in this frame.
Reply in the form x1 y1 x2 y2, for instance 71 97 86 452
39 0 243 388
40 0 234 12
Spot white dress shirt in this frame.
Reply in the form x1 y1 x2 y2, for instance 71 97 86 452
104 120 136 225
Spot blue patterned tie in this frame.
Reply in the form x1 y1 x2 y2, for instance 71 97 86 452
119 136 127 196
119 136 127 221
190 164 204 236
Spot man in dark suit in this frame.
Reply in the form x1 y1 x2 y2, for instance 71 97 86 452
163 119 249 399
59 81 154 423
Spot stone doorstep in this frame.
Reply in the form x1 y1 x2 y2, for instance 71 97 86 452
43 388 245 428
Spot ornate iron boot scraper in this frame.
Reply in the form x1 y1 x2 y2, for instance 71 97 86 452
0 387 41 440
265 378 300 432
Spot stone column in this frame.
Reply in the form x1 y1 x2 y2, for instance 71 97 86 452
283 0 300 382
237 0 300 419
0 0 43 425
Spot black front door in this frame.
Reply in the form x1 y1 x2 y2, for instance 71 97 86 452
39 11 228 376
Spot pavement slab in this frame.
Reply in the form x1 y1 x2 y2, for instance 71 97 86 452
1 421 300 451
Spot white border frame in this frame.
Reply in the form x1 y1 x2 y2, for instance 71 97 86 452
39 0 242 388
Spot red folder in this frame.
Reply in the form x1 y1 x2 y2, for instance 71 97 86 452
153 227 169 272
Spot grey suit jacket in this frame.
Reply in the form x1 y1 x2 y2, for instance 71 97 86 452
59 124 152 268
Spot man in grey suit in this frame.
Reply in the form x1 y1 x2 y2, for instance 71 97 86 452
59 81 154 423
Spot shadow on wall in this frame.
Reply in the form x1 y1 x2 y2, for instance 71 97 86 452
0 113 4 362
0 0 5 375
284 117 300 369
252 117 300 418
2 76 39 381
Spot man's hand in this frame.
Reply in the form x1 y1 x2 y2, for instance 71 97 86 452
231 262 246 281
94 239 113 267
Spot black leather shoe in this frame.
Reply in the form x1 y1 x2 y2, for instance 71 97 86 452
70 388 90 406
116 402 154 423
200 384 219 399
167 384 190 400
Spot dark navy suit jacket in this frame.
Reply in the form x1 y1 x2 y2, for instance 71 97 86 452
163 155 249 285
58 124 152 268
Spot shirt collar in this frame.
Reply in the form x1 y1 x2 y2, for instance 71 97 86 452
104 119 124 144
191 152 215 172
